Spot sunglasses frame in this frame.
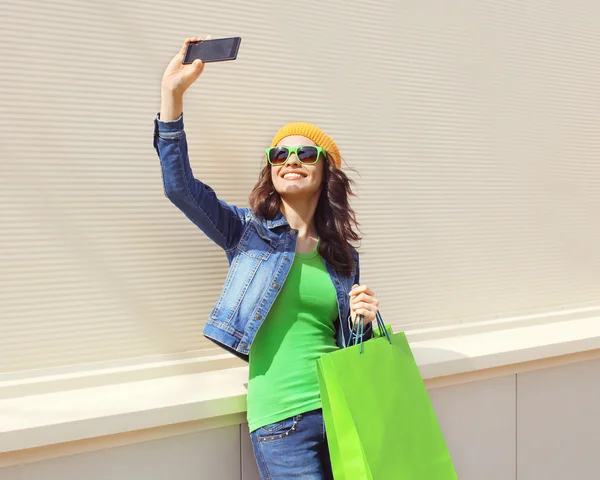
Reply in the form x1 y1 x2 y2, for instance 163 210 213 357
265 145 327 166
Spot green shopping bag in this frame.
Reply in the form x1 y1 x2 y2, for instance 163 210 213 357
317 313 458 479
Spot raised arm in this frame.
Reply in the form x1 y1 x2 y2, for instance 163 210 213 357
154 37 247 251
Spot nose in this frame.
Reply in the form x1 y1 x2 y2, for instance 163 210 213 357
287 151 300 166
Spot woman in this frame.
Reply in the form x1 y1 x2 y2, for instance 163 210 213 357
154 37 381 479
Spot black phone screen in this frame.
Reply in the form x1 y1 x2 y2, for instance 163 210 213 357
183 37 241 64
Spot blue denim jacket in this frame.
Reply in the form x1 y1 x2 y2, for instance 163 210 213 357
153 114 372 361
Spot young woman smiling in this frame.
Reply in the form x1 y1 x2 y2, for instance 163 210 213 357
154 37 380 479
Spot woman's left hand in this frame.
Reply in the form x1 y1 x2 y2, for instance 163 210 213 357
349 284 380 325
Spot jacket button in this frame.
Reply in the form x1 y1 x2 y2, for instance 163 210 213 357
283 257 290 262
272 283 280 290
255 313 262 320
240 343 248 350
334 280 340 285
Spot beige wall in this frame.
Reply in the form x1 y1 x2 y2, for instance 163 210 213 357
2 0 600 376
517 358 600 479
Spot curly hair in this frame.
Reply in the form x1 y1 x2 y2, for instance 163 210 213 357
248 158 360 277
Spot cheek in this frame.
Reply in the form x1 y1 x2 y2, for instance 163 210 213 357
314 165 325 184
271 168 283 189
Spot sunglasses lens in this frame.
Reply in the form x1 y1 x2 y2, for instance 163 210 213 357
269 147 289 165
297 147 319 164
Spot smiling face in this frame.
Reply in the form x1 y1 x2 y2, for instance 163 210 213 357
270 135 325 199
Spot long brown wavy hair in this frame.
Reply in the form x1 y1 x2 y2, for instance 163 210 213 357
248 155 361 277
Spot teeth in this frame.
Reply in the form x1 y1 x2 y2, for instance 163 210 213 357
284 173 303 179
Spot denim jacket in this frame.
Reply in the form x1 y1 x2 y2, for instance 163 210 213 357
153 114 372 361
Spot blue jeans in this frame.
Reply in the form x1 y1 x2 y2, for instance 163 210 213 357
250 409 334 480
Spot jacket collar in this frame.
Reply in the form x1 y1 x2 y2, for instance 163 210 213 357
265 210 289 229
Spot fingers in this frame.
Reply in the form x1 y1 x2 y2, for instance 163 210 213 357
352 302 377 313
351 292 379 305
350 287 379 309
349 284 375 298
177 37 205 74
179 35 211 55
349 284 380 325
179 37 192 55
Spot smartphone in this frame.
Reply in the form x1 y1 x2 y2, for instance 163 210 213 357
183 37 241 64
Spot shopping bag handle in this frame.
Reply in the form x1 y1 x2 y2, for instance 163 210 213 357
350 312 392 353
349 315 365 351
375 311 392 344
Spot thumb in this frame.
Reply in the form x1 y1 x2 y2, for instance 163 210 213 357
190 59 204 75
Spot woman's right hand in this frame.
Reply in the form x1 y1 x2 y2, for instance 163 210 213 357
161 36 210 97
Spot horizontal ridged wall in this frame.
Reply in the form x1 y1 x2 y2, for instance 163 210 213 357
1 0 599 373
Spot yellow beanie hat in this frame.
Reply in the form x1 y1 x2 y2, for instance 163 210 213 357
270 122 342 169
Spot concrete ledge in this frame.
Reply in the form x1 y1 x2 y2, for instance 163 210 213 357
410 316 600 378
0 368 249 453
1 314 599 454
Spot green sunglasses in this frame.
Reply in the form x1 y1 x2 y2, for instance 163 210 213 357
265 146 327 166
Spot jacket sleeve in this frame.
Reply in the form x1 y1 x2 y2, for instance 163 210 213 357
153 113 247 252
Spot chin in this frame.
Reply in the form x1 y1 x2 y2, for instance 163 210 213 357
277 185 305 195
278 186 320 200
274 179 321 197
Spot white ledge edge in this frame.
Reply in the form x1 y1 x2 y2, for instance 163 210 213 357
1 316 599 453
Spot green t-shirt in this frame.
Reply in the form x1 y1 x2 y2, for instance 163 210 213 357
246 243 339 432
